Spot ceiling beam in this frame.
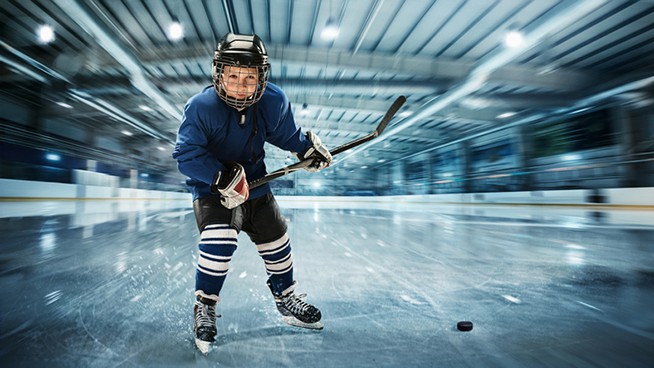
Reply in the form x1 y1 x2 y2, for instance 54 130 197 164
52 0 182 122
335 0 608 166
119 42 602 93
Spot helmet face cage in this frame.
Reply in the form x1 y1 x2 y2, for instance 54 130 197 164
212 59 269 111
212 34 270 111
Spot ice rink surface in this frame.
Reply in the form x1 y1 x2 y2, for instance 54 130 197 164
1 197 653 367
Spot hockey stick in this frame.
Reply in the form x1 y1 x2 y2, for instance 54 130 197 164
249 95 407 189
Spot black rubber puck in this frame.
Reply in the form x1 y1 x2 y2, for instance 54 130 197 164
457 321 473 331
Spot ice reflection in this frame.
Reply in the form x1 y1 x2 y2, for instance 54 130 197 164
39 232 56 254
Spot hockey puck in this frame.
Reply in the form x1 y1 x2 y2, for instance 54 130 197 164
457 321 473 331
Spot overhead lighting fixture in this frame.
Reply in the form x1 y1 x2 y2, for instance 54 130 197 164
121 130 134 136
562 154 581 161
37 25 55 44
504 29 524 48
497 111 516 119
321 18 340 41
45 153 61 161
167 21 184 41
139 104 153 112
56 101 73 109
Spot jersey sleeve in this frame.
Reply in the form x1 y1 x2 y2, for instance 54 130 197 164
265 89 312 155
172 98 225 185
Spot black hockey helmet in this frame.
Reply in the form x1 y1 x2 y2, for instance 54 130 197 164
212 33 270 110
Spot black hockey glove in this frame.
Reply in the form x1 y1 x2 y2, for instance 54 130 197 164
297 131 332 172
211 162 249 209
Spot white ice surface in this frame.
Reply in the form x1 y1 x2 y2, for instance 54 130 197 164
1 198 653 367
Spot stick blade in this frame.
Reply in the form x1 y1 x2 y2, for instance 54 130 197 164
375 95 406 136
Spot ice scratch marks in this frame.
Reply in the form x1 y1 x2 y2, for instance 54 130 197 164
400 294 423 305
502 295 522 304
164 262 184 273
44 290 63 305
577 301 601 311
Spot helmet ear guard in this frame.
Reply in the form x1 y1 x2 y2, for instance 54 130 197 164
212 33 270 110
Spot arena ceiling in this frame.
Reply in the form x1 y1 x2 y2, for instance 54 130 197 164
1 0 653 185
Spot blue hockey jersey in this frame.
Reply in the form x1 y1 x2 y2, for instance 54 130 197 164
173 82 312 201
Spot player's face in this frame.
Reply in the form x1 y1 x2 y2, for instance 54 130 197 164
221 65 259 100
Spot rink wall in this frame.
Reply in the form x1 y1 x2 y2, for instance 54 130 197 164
0 178 190 200
1 178 653 207
279 188 654 207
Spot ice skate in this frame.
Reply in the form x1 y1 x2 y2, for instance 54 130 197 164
193 296 218 354
271 282 324 330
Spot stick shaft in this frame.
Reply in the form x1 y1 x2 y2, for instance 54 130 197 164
249 96 406 189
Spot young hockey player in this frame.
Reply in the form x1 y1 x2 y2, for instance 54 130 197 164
172 33 332 353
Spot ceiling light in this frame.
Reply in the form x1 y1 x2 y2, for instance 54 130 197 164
167 22 184 41
45 153 61 161
504 30 524 48
37 25 55 43
139 104 153 112
121 130 134 136
321 18 340 41
497 111 516 119
562 154 580 161
56 101 73 109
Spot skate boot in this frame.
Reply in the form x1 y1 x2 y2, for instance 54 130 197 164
270 281 323 330
193 295 218 354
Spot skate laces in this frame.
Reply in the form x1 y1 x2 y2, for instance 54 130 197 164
282 292 312 314
195 301 217 329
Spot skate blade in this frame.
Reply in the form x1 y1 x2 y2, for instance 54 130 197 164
195 338 211 354
282 316 324 330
